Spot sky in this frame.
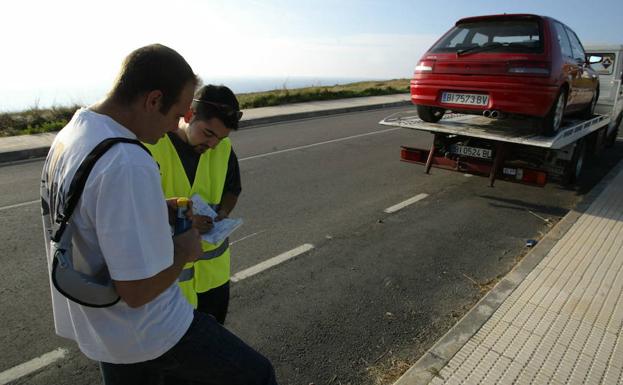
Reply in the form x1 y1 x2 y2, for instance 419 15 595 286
1 0 622 111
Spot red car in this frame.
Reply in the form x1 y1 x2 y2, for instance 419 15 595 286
411 14 599 135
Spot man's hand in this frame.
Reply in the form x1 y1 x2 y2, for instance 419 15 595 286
215 210 228 222
166 197 194 226
192 215 214 233
173 228 203 263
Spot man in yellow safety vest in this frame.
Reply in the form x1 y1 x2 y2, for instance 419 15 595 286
147 84 242 324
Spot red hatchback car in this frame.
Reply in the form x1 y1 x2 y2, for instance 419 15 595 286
411 14 599 135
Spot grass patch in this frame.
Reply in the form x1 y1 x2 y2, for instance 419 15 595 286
0 105 78 137
0 79 410 137
237 79 409 108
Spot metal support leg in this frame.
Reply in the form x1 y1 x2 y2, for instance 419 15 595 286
425 134 437 174
489 142 506 187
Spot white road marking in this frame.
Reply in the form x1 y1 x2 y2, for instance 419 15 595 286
230 230 267 246
230 244 314 283
239 128 402 161
384 193 429 214
0 348 68 385
0 199 39 211
464 174 473 177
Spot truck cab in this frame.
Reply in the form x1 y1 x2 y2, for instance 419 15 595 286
586 44 623 139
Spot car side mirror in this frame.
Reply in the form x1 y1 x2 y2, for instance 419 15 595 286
587 55 602 64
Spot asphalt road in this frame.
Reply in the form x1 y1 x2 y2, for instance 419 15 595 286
1 106 621 385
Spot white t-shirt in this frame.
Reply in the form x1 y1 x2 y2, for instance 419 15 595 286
41 108 193 364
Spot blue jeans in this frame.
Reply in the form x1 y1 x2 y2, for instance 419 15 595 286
99 311 277 385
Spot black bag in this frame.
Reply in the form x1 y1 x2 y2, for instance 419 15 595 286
50 138 150 307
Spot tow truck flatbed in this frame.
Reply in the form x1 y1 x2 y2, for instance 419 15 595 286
379 110 618 186
379 112 610 150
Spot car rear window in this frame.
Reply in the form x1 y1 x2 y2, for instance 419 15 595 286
430 20 543 54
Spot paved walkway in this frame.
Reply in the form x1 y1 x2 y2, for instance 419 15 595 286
396 161 623 385
0 94 410 163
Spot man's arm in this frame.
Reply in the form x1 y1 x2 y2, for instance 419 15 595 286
216 150 241 221
93 162 202 309
114 228 202 308
216 192 238 220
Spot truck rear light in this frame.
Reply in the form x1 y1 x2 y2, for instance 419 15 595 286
401 147 425 162
415 60 435 73
521 169 547 186
507 61 550 76
503 167 547 186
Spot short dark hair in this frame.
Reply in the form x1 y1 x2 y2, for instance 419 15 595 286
191 85 242 130
108 44 198 114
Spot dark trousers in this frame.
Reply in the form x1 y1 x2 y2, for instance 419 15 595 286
99 311 277 385
197 281 230 325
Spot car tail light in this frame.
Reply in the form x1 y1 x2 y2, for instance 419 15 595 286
507 61 550 76
415 60 435 73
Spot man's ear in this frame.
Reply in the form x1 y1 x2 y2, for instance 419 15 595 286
144 90 163 112
184 109 193 123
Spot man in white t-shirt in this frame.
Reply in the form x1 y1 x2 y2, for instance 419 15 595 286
41 44 277 385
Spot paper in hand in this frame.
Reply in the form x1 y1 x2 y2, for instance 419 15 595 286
190 194 243 244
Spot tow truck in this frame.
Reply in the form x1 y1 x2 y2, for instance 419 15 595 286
380 45 623 187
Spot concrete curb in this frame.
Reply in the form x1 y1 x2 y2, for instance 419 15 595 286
0 146 52 164
238 100 410 128
0 99 411 164
393 158 623 385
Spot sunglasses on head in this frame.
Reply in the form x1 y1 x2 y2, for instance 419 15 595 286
192 99 243 121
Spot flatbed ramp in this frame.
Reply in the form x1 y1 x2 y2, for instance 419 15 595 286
379 112 610 150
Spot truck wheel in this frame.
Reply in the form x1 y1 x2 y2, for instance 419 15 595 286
416 105 445 123
541 88 567 137
563 139 586 185
606 114 621 148
606 129 619 148
580 87 599 119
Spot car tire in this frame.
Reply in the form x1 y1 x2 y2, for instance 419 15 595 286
416 105 445 123
541 88 567 137
580 87 599 119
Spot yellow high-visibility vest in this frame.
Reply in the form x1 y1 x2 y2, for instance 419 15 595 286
146 133 232 308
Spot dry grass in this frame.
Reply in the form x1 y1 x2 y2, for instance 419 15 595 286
0 79 410 137
366 352 414 385
237 79 410 109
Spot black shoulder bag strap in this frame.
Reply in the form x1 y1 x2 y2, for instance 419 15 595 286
51 137 151 242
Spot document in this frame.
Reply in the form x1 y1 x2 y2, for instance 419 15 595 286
190 194 243 244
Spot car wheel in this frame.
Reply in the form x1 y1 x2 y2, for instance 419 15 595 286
416 105 445 123
581 87 599 119
541 88 567 136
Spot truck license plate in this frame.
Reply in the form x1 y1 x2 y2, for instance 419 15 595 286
441 92 489 106
449 144 493 159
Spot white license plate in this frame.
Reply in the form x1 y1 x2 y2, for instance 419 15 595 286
441 92 489 106
449 144 493 159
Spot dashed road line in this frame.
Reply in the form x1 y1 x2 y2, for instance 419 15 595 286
384 193 429 214
239 128 402 161
0 348 68 385
0 199 39 211
230 244 315 282
230 230 267 246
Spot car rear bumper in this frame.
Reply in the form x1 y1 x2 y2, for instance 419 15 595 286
411 79 559 117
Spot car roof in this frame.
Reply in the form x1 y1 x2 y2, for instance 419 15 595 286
456 14 546 26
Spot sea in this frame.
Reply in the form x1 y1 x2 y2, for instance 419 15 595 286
0 76 377 113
